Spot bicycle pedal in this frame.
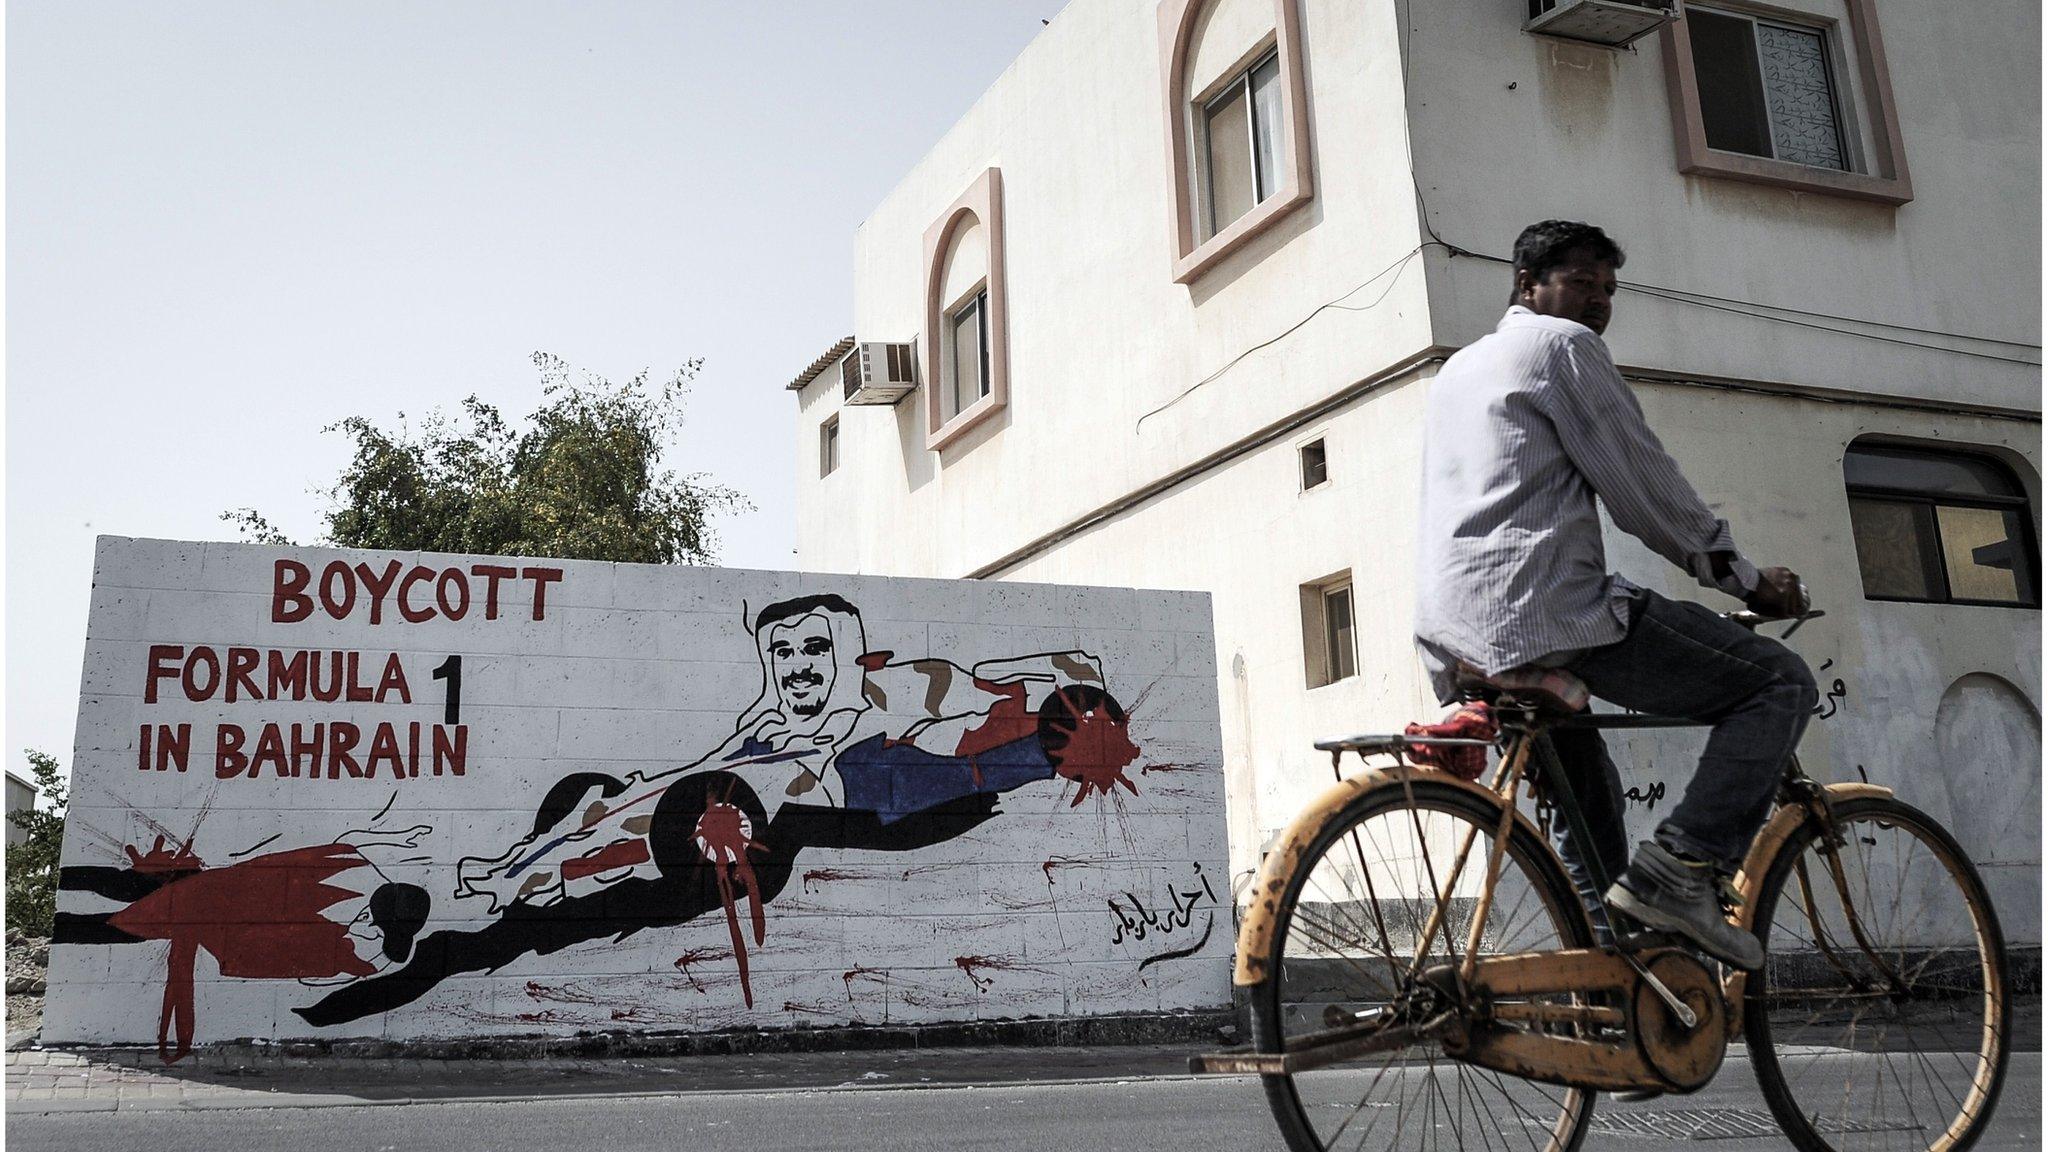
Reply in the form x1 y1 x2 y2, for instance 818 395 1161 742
1612 1088 1665 1104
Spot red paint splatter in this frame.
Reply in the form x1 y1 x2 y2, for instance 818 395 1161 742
560 837 650 881
107 840 378 1065
1044 688 1142 805
694 798 768 1009
800 867 859 893
952 953 1033 993
125 834 203 873
842 964 885 999
671 947 730 993
856 651 894 672
522 980 611 1006
1041 855 1103 882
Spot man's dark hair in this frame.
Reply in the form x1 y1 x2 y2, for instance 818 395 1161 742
1511 220 1625 290
754 592 861 634
367 882 431 963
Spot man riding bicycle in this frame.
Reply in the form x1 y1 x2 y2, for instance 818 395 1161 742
1413 219 1819 971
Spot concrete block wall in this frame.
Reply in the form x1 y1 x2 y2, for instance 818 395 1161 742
47 538 1228 1058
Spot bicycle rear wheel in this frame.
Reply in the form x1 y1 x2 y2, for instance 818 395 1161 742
1746 795 2010 1152
1252 777 1596 1152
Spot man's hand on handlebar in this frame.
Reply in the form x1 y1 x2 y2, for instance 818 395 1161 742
1745 566 1809 619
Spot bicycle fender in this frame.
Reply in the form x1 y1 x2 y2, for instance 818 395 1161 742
1234 766 1549 987
1729 781 1895 931
1719 781 1894 1039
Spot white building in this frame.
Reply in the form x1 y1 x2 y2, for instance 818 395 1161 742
5 769 38 849
788 0 2041 942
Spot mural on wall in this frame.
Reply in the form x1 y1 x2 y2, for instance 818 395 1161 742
49 540 1228 1063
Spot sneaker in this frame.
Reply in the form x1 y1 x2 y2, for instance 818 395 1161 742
1604 841 1764 971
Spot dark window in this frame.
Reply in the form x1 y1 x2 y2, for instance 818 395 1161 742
946 290 989 421
820 417 839 478
1300 574 1358 688
1201 49 1284 238
1844 444 2037 607
1687 7 1846 170
1299 438 1328 490
1323 585 1356 684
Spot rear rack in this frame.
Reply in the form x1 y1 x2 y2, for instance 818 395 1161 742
1313 733 1493 757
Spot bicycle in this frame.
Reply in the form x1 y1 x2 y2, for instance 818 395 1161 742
1193 610 2010 1152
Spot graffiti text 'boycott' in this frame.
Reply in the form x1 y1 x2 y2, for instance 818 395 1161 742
272 559 565 625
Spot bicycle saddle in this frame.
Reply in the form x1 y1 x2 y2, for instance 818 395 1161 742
1454 663 1591 716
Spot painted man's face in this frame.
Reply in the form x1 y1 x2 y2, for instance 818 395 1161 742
767 611 838 718
345 906 392 970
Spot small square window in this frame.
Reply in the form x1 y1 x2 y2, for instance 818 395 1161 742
820 417 839 478
1844 444 2038 607
1299 438 1328 491
1686 7 1846 171
1201 50 1285 239
1300 573 1358 688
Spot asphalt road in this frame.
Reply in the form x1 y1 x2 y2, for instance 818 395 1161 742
11 1053 2040 1152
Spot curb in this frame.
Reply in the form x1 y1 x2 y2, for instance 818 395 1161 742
9 1068 1245 1116
33 1008 1239 1063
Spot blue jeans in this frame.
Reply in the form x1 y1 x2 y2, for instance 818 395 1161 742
1546 590 1819 934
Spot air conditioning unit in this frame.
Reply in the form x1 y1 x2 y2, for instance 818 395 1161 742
841 341 918 406
1525 0 1676 48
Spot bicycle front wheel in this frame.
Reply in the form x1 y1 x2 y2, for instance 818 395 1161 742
1746 795 2011 1152
1252 776 1596 1152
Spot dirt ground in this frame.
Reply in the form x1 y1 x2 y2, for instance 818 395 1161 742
6 929 49 1038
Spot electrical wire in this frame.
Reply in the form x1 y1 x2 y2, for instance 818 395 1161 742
1626 277 2036 349
1398 0 2037 363
1134 0 2034 435
1134 243 1426 432
1444 247 2041 357
1622 282 2044 365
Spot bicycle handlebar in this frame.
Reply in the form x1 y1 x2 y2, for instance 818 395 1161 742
1726 607 1825 638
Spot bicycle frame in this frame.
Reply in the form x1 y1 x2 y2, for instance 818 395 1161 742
1228 709 1898 1047
1204 605 2008 1147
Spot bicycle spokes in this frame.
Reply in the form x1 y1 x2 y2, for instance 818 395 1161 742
1259 780 1598 1152
1750 800 2008 1152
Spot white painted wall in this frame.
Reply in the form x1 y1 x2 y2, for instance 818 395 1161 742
4 772 35 850
797 0 1433 581
993 373 2042 941
1408 0 2041 410
47 538 1227 1053
792 0 2041 943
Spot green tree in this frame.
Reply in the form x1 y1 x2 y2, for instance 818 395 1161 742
7 750 69 938
224 352 749 563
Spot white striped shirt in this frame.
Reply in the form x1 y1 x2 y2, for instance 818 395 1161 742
1414 306 1757 702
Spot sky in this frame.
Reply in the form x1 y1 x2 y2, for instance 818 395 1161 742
6 2 1064 775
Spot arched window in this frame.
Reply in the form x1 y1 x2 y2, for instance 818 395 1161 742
922 168 1008 452
1844 442 2038 607
1157 0 1313 283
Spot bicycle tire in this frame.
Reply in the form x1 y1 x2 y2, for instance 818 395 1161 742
1745 795 2011 1152
1251 776 1597 1152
